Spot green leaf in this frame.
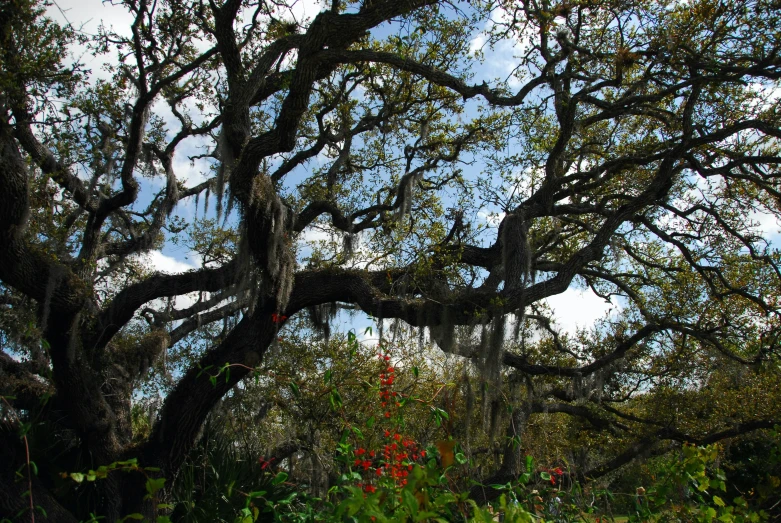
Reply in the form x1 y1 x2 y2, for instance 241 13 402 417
713 495 725 507
330 388 343 410
455 452 468 465
324 369 332 384
272 471 288 485
520 473 532 484
366 416 375 428
145 477 166 496
234 507 254 523
120 514 144 521
430 407 449 426
278 492 297 504
401 489 418 515
288 382 300 398
70 472 85 483
413 366 419 378
18 422 32 436
540 471 551 482
698 477 711 492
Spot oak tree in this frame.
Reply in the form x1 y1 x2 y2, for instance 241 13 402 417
1 0 781 519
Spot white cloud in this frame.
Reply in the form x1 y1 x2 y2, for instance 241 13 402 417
299 224 334 244
139 249 201 274
469 34 487 56
543 287 617 334
49 0 133 35
750 209 781 238
285 0 325 25
47 1 134 83
297 223 383 270
134 250 207 311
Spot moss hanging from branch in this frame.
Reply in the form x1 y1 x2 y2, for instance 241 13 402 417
307 302 338 341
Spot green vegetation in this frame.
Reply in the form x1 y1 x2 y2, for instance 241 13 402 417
1 0 781 520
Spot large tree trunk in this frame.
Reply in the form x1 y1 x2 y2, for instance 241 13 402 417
469 405 529 504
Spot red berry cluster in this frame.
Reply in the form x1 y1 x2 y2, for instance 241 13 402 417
258 456 275 470
547 467 564 485
353 447 376 471
378 430 425 487
378 354 396 416
353 346 426 493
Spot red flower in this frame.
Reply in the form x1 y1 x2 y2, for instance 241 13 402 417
355 448 366 456
271 313 288 323
365 485 376 494
258 457 276 470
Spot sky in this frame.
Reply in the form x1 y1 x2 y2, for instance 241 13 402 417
42 0 779 342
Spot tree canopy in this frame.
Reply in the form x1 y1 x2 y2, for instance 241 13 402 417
1 0 780 520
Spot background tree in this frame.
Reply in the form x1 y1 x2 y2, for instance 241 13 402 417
1 0 781 520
